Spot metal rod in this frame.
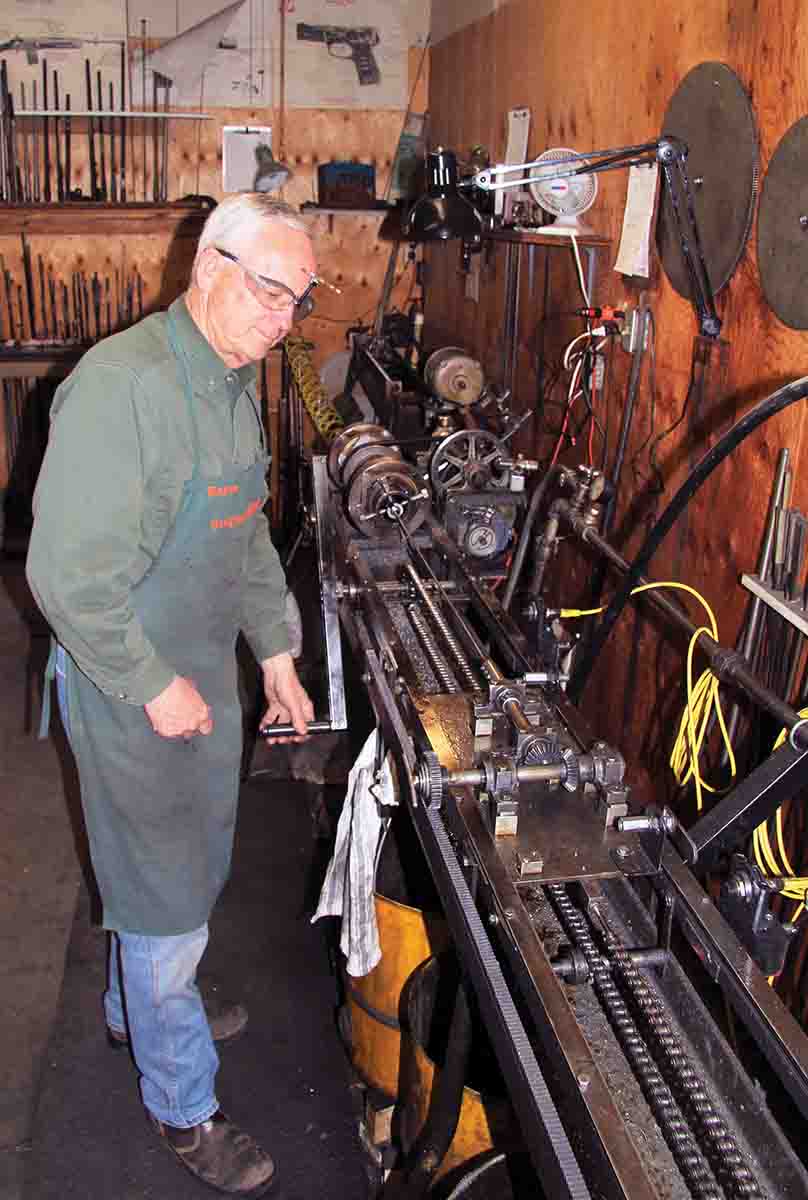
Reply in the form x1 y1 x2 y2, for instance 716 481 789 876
53 69 63 202
64 93 71 199
19 83 29 202
97 70 107 200
0 62 7 202
560 500 808 746
161 78 170 202
20 234 37 338
42 59 50 202
119 41 126 203
141 20 147 202
16 109 208 119
31 79 39 202
723 449 791 756
151 72 158 202
108 81 117 203
85 59 97 200
404 561 481 691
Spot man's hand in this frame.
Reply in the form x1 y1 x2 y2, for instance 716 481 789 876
144 675 214 739
260 651 314 743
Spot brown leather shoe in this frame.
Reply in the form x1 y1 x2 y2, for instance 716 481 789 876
149 1109 276 1196
107 1003 248 1049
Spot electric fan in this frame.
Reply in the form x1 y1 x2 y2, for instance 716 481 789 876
528 147 598 235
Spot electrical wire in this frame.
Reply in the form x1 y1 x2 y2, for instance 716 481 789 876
569 232 590 308
750 710 808 983
561 580 736 812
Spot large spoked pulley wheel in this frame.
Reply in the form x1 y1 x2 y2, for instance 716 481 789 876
429 430 510 495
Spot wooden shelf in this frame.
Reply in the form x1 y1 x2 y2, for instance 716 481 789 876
0 202 210 237
301 204 393 216
0 345 83 379
484 227 610 248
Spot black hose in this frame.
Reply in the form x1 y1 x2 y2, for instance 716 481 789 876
568 376 808 703
401 976 473 1197
502 465 560 612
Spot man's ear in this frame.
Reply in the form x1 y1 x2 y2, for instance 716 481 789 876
194 246 220 295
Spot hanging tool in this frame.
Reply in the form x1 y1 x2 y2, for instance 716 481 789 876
41 59 50 202
0 63 7 201
141 20 147 202
108 81 117 203
119 42 126 203
161 78 170 202
85 59 97 200
48 266 57 339
96 70 107 201
19 83 30 202
3 258 17 341
20 234 37 338
64 93 71 198
53 69 63 202
31 78 39 202
1 61 18 201
38 254 47 338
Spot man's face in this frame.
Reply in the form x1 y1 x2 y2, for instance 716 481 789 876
202 226 317 366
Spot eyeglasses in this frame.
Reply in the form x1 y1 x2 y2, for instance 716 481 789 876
214 247 339 319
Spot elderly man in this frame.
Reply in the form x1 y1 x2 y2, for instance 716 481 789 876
26 195 319 1197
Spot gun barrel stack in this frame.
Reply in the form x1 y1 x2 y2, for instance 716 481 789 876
0 51 184 203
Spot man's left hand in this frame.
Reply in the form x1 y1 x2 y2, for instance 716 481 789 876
259 651 314 743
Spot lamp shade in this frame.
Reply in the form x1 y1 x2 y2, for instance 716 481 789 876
404 148 482 243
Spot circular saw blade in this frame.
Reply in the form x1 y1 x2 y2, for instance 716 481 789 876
758 117 808 329
657 61 758 299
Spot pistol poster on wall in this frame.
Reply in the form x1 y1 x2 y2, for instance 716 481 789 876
284 0 408 110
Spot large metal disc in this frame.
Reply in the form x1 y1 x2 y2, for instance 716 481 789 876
758 117 808 329
657 62 758 298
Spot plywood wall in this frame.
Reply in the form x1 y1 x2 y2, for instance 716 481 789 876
0 45 429 495
426 0 808 803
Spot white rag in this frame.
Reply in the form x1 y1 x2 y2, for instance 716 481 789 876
311 728 398 977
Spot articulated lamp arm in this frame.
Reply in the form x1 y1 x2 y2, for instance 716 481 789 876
468 136 721 340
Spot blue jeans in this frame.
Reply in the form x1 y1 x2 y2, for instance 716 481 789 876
56 645 219 1127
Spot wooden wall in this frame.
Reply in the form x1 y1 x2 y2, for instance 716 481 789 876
426 0 808 803
0 45 429 492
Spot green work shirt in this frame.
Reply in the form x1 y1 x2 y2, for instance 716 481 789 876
26 295 291 705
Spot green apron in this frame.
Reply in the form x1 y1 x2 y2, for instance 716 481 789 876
61 312 269 935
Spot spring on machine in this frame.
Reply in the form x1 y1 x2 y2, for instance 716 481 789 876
285 335 345 443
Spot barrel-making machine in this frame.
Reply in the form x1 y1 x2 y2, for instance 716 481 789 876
290 340 808 1199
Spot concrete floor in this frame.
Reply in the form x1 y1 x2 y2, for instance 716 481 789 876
0 557 365 1200
0 560 83 1200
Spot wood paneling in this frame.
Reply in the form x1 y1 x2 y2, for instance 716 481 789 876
425 0 808 802
0 44 429 475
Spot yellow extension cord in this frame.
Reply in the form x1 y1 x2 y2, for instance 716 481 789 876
562 581 736 814
753 711 808 981
562 585 807 984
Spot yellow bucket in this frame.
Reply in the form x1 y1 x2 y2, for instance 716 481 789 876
346 893 447 1098
398 956 522 1181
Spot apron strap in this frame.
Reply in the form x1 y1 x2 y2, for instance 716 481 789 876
38 635 58 740
166 312 202 472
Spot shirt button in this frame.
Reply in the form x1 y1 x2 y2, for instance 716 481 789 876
118 692 127 700
225 372 236 384
209 379 217 390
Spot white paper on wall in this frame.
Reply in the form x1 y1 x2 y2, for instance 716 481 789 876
130 0 272 108
614 162 660 278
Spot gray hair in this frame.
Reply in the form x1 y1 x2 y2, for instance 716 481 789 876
195 194 309 264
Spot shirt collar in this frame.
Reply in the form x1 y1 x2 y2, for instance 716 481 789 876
169 295 257 391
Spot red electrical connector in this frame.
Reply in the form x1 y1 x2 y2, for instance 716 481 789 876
577 305 625 321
